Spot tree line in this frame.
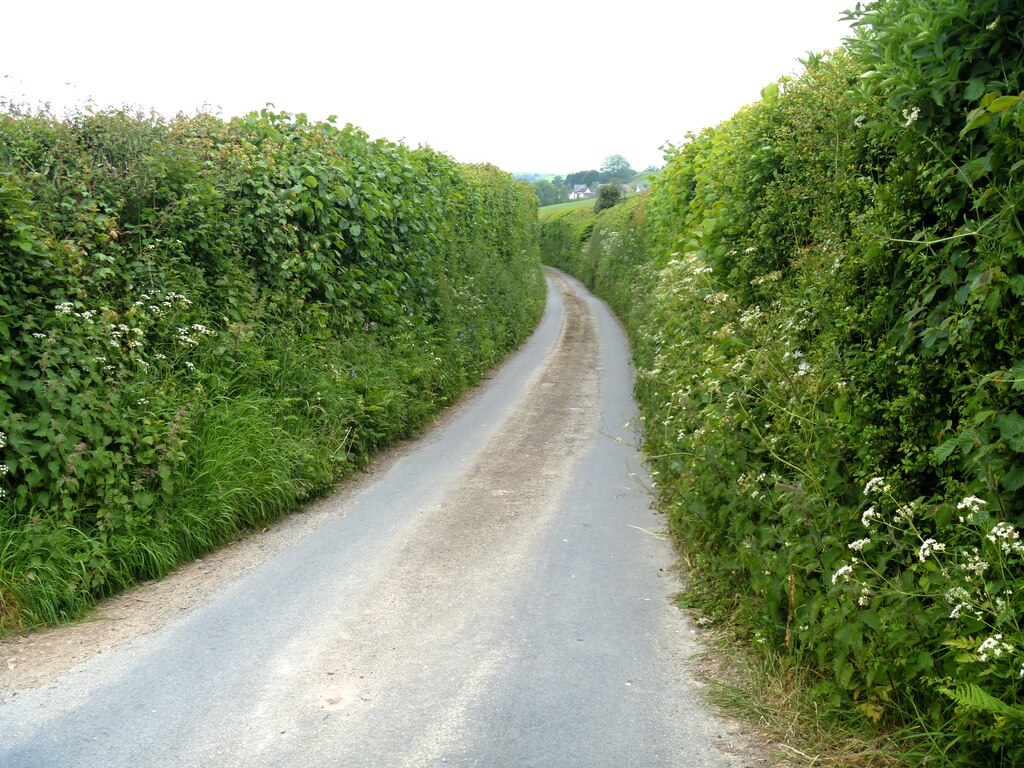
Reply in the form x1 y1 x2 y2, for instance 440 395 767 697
525 155 655 206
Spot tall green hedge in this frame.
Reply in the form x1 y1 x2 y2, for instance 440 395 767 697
544 1 1024 762
0 107 544 632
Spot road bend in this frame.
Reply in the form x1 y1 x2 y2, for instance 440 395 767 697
0 269 750 767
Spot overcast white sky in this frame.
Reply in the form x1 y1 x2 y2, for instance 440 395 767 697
2 1 856 175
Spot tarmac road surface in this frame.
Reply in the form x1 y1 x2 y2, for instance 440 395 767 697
0 270 753 767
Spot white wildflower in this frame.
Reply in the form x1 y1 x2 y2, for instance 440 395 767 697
895 502 918 523
849 538 871 552
739 306 764 327
957 496 987 514
832 564 854 585
863 477 890 496
918 538 946 562
861 507 878 527
946 587 971 603
55 302 75 316
986 522 1024 555
978 634 1012 662
0 463 8 476
901 106 921 127
751 271 782 286
961 549 990 576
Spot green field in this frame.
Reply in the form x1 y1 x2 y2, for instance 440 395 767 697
538 198 595 219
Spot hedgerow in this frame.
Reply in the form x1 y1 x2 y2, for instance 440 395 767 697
544 1 1024 762
0 106 544 632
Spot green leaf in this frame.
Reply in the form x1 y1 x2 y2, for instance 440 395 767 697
932 436 961 462
964 79 985 101
760 82 780 101
1000 466 1024 492
958 156 991 183
961 108 992 137
995 411 1024 440
912 650 933 673
836 660 855 690
986 95 1020 113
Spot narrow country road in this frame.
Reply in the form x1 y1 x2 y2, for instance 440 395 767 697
0 270 759 767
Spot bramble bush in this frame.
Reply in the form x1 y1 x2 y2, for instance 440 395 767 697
544 1 1024 762
0 106 544 631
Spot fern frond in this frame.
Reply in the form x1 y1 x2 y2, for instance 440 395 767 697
937 682 1023 719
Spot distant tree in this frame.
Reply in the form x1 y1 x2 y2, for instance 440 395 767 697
600 155 635 183
593 183 622 213
531 179 562 207
566 169 603 188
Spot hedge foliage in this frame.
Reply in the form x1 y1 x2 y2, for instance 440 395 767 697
0 106 544 632
544 1 1024 762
